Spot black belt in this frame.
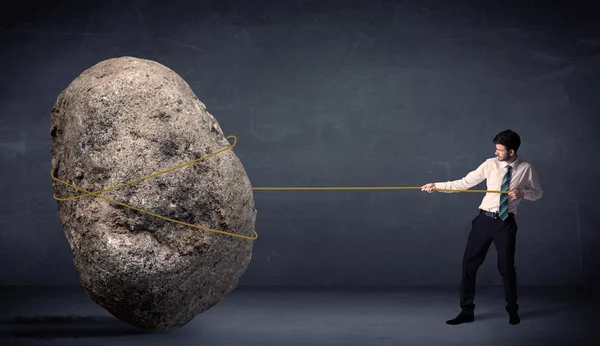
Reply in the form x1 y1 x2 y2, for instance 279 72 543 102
480 209 513 219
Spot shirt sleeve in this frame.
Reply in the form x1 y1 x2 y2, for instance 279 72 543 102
434 161 487 193
523 164 543 201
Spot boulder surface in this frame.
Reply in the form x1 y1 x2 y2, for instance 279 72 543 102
50 56 256 332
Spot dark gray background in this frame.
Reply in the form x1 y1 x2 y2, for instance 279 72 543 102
1 0 599 287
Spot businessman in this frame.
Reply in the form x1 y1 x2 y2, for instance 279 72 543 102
421 129 542 325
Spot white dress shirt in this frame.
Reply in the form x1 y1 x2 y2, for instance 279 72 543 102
434 156 543 215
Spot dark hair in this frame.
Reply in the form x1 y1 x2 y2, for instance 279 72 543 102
493 129 521 153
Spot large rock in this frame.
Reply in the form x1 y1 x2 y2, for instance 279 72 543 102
50 56 257 332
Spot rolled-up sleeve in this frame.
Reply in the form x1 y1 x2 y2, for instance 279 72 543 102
523 164 543 201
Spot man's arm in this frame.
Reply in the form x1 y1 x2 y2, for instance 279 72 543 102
434 161 487 193
523 164 543 201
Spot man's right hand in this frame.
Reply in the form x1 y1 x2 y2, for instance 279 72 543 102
421 183 436 193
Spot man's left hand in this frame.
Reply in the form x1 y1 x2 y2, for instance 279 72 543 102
508 189 524 200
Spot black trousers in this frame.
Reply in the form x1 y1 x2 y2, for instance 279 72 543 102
460 210 519 314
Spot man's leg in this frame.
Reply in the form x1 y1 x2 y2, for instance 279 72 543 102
447 212 493 325
493 214 520 324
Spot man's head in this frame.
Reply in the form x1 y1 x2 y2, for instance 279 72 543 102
493 129 520 162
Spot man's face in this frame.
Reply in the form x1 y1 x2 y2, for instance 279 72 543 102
495 144 513 161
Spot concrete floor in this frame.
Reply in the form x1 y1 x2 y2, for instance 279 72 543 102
1 286 598 346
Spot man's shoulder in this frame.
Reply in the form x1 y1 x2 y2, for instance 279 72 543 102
515 157 536 170
474 157 497 175
481 157 497 166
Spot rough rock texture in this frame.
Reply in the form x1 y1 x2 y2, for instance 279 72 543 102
50 56 257 332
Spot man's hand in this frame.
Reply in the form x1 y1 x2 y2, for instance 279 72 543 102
507 189 524 200
421 183 436 193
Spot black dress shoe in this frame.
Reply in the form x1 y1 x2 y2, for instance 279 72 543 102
446 312 474 325
509 312 520 325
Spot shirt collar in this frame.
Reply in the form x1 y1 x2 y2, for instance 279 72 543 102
505 156 520 170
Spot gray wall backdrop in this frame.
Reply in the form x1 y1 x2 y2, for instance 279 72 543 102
1 0 599 286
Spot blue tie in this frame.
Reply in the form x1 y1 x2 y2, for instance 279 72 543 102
498 165 512 220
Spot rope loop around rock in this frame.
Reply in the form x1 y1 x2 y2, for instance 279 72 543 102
51 135 508 241
51 135 258 240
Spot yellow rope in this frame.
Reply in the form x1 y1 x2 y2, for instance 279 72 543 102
51 135 507 241
253 186 506 193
